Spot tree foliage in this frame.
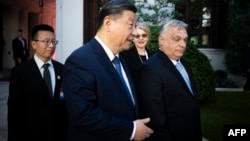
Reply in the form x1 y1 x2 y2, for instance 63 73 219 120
135 0 176 24
225 1 250 74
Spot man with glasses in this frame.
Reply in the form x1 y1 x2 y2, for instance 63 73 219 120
8 24 68 141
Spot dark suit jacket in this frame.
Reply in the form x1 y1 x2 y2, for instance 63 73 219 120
8 58 68 141
120 46 154 81
63 38 138 141
136 50 202 141
12 37 29 61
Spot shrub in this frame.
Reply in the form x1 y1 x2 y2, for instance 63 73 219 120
214 70 240 88
183 42 216 103
147 26 160 53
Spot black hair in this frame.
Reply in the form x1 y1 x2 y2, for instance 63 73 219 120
31 24 54 40
96 0 137 31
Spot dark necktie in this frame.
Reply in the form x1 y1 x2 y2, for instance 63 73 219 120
43 63 53 97
113 56 134 105
176 62 193 95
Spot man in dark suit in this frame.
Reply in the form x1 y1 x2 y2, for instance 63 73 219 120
136 19 202 141
12 29 29 66
63 1 153 141
8 24 68 141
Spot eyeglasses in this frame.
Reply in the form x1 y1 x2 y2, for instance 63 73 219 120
34 40 59 46
135 34 147 39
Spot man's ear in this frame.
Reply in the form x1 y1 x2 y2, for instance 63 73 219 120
31 41 37 50
158 35 163 46
103 16 113 32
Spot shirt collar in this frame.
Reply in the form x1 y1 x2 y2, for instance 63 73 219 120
171 59 179 66
95 36 117 61
159 49 179 65
34 54 53 69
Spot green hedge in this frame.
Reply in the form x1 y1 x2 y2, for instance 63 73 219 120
147 26 216 103
183 42 216 103
147 25 160 53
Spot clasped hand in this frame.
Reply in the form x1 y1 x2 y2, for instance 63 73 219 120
134 118 153 141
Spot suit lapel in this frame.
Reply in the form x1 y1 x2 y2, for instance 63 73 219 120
130 46 143 66
92 39 136 110
120 57 139 114
181 60 196 95
157 51 194 96
120 57 137 102
52 61 59 99
30 58 53 99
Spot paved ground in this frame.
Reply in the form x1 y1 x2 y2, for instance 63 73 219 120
0 81 9 141
0 69 10 141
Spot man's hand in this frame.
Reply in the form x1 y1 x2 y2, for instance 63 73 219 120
18 58 22 63
134 118 153 141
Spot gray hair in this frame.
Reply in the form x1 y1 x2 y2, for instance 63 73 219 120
136 22 151 40
159 19 188 35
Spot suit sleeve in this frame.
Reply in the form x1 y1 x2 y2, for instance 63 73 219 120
8 68 26 140
136 64 171 140
63 55 133 140
12 40 18 59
